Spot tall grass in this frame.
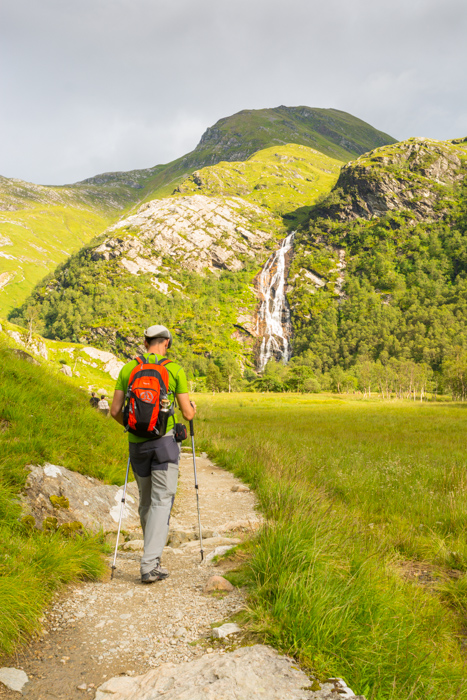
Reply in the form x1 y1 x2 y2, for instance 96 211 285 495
195 393 467 699
0 344 128 654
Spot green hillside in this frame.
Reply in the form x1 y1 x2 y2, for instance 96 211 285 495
14 136 467 391
288 137 467 387
0 337 127 654
176 144 342 224
7 140 347 371
90 106 396 205
1 106 395 316
0 174 149 315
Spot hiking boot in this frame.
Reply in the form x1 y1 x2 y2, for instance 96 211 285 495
141 561 169 584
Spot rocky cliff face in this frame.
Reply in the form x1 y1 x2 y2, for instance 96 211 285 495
320 137 466 223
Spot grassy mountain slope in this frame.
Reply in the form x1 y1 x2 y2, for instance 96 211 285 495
176 144 342 224
9 142 346 366
76 106 396 207
0 318 123 395
0 174 150 315
1 106 395 315
0 337 127 654
288 136 467 378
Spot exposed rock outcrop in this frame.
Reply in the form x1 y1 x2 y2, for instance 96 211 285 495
324 138 466 223
95 645 365 700
91 195 279 275
22 463 140 532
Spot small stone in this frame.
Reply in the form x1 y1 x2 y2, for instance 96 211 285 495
231 484 250 493
203 575 234 593
211 623 242 639
0 668 29 693
120 614 131 620
77 683 87 691
200 452 208 458
173 627 187 638
122 539 144 551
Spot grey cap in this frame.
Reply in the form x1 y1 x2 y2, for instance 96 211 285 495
144 324 171 340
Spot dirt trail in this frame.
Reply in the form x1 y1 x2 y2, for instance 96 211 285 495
0 451 259 700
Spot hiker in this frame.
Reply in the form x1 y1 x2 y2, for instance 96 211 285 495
98 394 110 416
89 392 99 409
110 324 196 584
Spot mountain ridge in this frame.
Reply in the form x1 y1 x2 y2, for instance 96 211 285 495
0 105 395 314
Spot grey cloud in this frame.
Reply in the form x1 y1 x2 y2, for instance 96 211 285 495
1 0 466 183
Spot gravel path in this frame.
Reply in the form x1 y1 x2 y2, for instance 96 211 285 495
0 451 260 699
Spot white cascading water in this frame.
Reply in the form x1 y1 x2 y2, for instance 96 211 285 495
257 232 295 371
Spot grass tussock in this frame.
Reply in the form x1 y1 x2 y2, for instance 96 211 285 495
0 344 128 654
195 394 467 700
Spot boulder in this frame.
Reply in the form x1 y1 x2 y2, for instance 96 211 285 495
94 645 366 699
59 364 72 376
203 575 234 593
21 463 140 533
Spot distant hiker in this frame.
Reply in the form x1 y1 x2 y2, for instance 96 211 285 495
110 324 196 584
98 395 110 416
89 392 99 409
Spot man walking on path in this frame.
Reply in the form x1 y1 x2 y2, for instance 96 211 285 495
110 325 196 584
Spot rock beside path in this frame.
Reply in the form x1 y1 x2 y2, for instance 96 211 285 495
94 645 365 700
21 463 140 532
0 667 29 693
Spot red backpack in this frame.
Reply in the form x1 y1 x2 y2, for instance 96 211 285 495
123 356 174 439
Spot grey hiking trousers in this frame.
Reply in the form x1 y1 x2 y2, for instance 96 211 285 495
129 431 180 575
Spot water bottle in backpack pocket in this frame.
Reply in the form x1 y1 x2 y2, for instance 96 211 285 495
123 356 174 439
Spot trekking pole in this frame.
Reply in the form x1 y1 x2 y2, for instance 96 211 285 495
110 455 131 580
190 419 204 562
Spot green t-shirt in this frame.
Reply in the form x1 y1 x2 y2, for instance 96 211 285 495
115 353 189 443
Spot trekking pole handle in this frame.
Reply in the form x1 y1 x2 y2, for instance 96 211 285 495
189 419 194 437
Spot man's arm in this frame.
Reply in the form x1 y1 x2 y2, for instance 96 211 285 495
176 393 196 421
110 390 125 425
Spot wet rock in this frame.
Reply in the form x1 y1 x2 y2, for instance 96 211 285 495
94 645 365 699
21 463 140 532
203 575 234 593
210 623 241 639
0 667 29 693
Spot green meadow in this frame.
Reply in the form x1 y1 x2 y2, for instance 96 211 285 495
0 343 128 654
194 393 467 700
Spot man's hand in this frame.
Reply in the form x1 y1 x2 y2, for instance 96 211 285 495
177 394 196 421
110 390 125 426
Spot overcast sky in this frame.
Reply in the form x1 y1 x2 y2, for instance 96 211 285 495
1 0 466 185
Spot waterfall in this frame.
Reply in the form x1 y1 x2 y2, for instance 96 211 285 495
257 232 295 371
